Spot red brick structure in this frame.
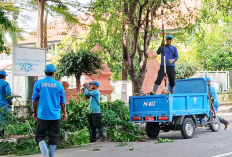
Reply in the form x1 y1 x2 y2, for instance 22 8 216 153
84 43 114 100
142 50 165 94
61 81 77 104
65 87 78 104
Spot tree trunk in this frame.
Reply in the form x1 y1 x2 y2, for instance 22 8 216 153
122 1 153 96
44 11 48 51
75 75 81 93
121 63 128 103
37 0 45 48
131 77 145 96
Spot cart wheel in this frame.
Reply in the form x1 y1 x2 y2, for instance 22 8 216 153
146 122 160 138
210 116 220 132
181 118 195 139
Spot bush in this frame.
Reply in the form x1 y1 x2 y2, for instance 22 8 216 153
0 136 40 156
61 95 144 142
0 94 145 156
57 127 90 149
60 95 89 132
0 107 34 136
175 62 198 79
101 100 130 126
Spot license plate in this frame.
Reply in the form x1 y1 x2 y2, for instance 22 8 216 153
146 116 154 121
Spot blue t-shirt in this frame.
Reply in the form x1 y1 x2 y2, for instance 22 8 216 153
0 79 12 112
157 45 179 66
208 84 220 111
32 76 66 120
84 85 101 113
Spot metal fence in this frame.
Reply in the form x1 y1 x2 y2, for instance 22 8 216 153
191 71 229 92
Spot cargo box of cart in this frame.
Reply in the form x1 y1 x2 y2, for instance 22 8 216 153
129 78 210 122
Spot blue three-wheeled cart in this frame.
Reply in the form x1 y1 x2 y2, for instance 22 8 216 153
129 78 220 139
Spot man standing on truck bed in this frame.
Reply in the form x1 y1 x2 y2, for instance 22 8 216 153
206 77 229 130
152 35 179 94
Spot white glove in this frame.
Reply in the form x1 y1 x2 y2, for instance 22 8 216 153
168 59 175 64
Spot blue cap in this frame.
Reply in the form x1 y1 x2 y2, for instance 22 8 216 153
0 70 8 76
45 64 57 73
91 81 100 87
205 77 210 82
166 35 173 40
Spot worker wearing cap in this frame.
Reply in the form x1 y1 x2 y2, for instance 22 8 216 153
32 64 67 157
0 70 12 137
83 81 104 142
152 35 179 94
205 77 229 130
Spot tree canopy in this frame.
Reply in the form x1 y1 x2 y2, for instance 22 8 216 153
187 0 232 71
88 0 196 94
0 1 21 54
56 49 103 92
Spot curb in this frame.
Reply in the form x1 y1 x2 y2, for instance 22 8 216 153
220 103 232 106
218 112 232 116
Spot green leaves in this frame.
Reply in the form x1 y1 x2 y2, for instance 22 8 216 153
0 136 40 156
115 141 129 147
5 94 22 101
175 62 198 79
0 107 33 136
154 138 175 144
58 127 90 149
107 126 142 142
60 96 89 132
61 95 144 142
0 1 21 53
128 147 136 151
56 49 103 85
191 22 232 71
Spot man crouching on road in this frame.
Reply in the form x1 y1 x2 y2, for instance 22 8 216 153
83 81 104 142
206 77 229 130
32 64 67 157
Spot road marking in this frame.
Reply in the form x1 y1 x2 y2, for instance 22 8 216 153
212 152 232 157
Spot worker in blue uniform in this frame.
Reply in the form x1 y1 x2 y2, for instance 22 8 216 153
206 77 229 130
83 81 104 142
32 64 67 157
152 35 179 94
0 70 12 137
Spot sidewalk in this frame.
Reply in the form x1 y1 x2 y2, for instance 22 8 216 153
218 105 232 122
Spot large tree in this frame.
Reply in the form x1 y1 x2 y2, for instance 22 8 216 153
0 1 21 54
89 0 195 95
188 0 232 71
26 0 83 48
83 22 124 81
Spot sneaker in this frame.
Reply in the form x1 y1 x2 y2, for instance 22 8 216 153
97 137 104 142
225 121 229 130
90 139 96 143
90 138 96 143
